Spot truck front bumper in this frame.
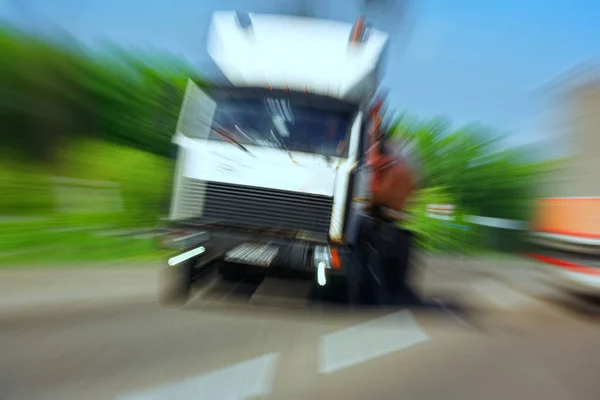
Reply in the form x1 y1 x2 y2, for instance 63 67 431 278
159 225 351 279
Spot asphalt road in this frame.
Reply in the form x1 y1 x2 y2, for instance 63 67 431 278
1 257 599 400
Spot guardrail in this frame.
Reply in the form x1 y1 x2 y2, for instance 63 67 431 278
424 203 526 230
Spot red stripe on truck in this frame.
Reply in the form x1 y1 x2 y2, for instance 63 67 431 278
525 253 600 275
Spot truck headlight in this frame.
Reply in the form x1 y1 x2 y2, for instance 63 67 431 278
314 245 332 286
168 246 206 266
314 245 332 269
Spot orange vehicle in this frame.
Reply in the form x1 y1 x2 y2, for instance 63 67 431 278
525 65 600 296
527 197 600 295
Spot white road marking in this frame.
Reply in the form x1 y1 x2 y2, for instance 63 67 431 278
115 352 279 400
472 279 535 309
318 310 429 374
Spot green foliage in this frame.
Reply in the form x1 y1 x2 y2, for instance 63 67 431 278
0 157 54 215
0 25 204 162
55 139 173 225
0 138 173 264
390 114 550 223
2 138 173 222
389 113 553 254
401 186 459 251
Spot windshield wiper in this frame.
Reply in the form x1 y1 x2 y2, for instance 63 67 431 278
211 127 255 158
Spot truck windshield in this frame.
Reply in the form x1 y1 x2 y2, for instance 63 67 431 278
206 98 353 158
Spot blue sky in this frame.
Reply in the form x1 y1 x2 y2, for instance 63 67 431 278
2 0 599 148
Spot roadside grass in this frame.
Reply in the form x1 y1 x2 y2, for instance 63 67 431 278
0 214 168 267
0 228 167 267
1 139 173 267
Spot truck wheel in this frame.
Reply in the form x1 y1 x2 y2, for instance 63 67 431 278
312 275 347 303
219 263 246 282
158 260 193 306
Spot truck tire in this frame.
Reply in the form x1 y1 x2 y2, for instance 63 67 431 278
312 275 347 303
350 215 418 306
219 263 246 282
158 259 193 306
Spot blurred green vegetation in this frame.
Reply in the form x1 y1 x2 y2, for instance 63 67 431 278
1 25 204 161
391 115 556 254
0 25 198 264
0 24 556 264
0 139 173 266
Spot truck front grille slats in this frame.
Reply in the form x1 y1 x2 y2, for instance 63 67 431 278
206 184 333 209
179 179 333 237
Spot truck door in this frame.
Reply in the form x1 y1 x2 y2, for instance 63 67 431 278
169 80 217 221
175 79 217 140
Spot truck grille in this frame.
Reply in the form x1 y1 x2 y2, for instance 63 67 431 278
180 179 333 237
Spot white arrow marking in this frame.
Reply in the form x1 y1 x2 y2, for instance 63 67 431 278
115 352 279 400
319 310 428 374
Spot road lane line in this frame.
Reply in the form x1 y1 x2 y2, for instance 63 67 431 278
318 310 429 374
115 352 279 400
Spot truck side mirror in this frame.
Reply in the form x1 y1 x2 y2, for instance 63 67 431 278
235 11 253 30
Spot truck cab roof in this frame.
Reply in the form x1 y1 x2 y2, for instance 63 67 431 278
207 12 388 105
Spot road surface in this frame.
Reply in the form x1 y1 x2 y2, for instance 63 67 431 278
1 256 599 400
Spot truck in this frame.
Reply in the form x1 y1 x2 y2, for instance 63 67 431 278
159 11 417 305
528 199 600 296
526 69 600 298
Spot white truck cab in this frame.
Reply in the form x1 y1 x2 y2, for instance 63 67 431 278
160 11 389 301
